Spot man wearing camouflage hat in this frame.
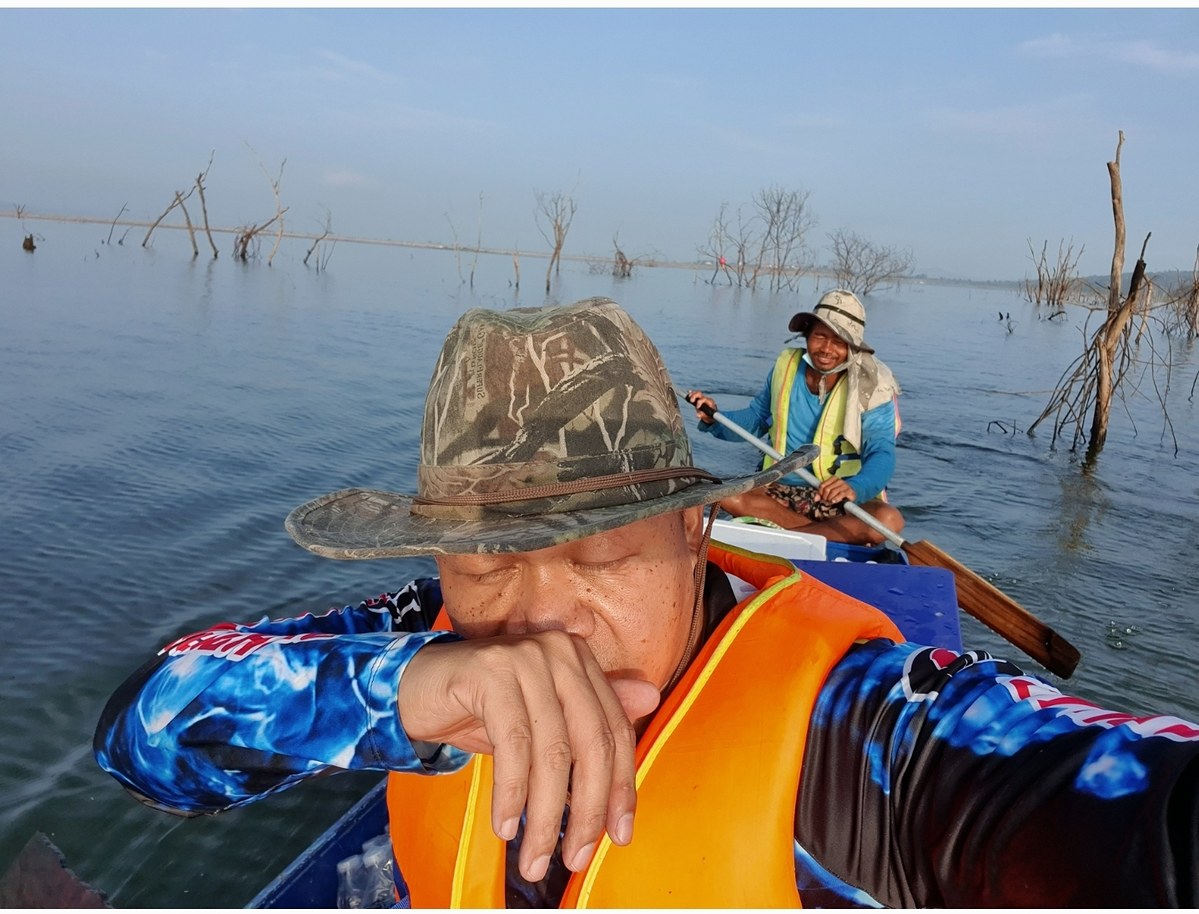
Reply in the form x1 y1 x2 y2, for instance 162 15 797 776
689 288 904 545
96 298 1199 907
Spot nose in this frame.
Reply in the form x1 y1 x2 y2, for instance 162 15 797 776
503 562 595 639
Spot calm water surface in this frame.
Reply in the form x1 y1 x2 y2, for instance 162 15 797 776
3 223 1197 906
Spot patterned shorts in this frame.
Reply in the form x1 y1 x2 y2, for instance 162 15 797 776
764 482 846 521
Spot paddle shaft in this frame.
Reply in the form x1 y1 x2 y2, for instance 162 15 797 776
685 394 1081 678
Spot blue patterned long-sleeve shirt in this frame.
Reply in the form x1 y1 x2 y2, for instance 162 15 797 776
95 578 1199 907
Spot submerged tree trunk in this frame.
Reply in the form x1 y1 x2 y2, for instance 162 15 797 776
1086 131 1139 459
1088 240 1148 458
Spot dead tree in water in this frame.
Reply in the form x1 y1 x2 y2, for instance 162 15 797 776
535 190 576 294
754 185 813 293
1168 245 1199 340
194 153 219 259
1023 237 1084 307
612 233 632 278
234 152 288 263
471 193 483 289
233 210 287 261
829 228 913 295
141 154 218 258
699 188 812 291
697 204 735 286
143 186 198 254
302 207 335 272
1028 132 1172 459
256 153 287 266
105 204 128 245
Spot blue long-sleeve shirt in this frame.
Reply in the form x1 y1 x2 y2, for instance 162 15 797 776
95 579 1199 907
699 362 897 501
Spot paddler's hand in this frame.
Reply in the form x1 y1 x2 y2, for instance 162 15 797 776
398 633 660 883
685 389 718 424
816 476 856 506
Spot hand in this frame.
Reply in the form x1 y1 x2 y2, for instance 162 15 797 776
685 389 718 424
816 476 856 506
398 632 660 882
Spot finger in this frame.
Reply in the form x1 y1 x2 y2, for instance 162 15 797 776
514 640 583 882
557 653 651 869
480 660 537 845
602 678 659 847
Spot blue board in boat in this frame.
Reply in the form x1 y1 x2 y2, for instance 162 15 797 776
794 558 962 650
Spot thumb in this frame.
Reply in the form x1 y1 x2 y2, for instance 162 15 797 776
608 677 661 724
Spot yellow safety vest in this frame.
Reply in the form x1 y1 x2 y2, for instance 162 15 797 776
387 544 903 908
766 348 900 483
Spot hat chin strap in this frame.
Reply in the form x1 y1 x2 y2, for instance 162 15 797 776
662 506 718 697
802 352 852 404
805 356 851 376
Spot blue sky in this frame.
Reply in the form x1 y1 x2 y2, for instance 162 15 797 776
4 6 1198 280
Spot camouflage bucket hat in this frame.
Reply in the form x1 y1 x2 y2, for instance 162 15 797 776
285 298 816 558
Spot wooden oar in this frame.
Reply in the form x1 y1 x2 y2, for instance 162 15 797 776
684 393 1081 678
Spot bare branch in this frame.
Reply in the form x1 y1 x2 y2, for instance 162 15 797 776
176 191 199 257
194 152 219 259
1023 237 1084 307
1107 130 1126 314
142 186 194 247
105 203 128 246
302 207 335 272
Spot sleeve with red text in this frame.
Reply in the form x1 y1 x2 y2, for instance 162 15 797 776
93 578 470 815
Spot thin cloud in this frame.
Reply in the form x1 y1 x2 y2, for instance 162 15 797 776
322 170 374 189
703 112 849 158
923 95 1093 141
315 48 392 83
1020 33 1199 76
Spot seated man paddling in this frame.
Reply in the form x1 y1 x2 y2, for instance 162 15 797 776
688 289 903 545
95 298 1199 907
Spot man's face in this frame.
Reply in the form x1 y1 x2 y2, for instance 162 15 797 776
435 506 705 690
806 320 850 371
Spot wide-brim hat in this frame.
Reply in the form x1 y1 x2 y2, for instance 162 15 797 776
286 298 817 558
788 289 873 354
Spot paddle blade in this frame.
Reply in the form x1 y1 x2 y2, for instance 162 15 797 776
902 539 1081 679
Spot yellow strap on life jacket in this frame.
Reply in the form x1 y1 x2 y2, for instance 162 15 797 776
765 348 803 469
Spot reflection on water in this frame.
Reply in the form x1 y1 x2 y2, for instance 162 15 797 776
1053 461 1109 555
3 222 1198 906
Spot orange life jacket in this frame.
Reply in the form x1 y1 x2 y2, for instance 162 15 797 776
387 544 903 908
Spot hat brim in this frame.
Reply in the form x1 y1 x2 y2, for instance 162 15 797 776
285 444 820 558
787 312 873 354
